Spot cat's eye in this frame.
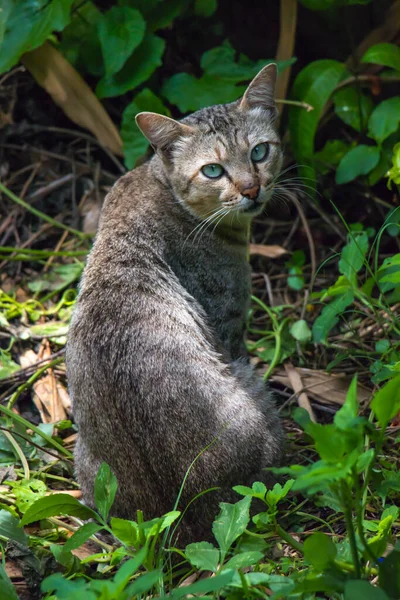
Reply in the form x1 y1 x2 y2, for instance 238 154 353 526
251 143 269 162
201 164 224 179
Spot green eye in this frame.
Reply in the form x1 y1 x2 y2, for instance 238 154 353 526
201 164 224 179
251 143 269 162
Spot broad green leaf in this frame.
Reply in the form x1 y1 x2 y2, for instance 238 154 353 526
195 0 217 16
344 580 389 599
304 532 337 571
28 262 83 293
368 97 400 144
387 142 400 189
212 496 251 554
97 7 145 77
0 0 74 74
0 349 20 380
290 319 312 342
0 509 28 545
315 139 350 174
333 87 373 132
338 231 369 285
295 409 347 461
288 60 347 179
29 321 69 339
170 570 234 599
94 462 118 521
356 448 375 473
63 522 102 553
119 0 188 32
0 564 19 600
379 547 400 598
20 493 97 525
334 375 358 430
121 89 169 169
162 73 245 113
368 514 393 559
265 480 294 507
362 43 400 71
336 144 380 184
59 2 102 76
111 516 139 546
97 33 165 98
7 478 47 513
312 290 354 343
224 550 263 570
233 481 267 500
139 510 180 537
371 374 400 428
185 541 220 572
42 573 96 599
125 570 161 596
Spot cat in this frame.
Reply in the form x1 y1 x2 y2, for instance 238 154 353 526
66 63 284 545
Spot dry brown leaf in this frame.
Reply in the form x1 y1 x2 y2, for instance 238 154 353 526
46 489 82 498
272 367 372 407
21 42 123 156
19 345 68 423
284 363 316 422
249 244 289 258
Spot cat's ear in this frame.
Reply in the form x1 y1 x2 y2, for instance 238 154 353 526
135 112 194 154
240 63 277 111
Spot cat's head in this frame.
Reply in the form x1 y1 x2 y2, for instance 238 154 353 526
136 64 283 222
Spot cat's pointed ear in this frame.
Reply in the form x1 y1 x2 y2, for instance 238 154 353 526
240 63 277 111
135 112 194 152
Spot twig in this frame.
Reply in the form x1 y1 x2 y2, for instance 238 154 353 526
284 363 317 422
0 181 87 240
2 430 30 479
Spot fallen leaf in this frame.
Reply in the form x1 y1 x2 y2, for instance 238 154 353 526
21 42 123 156
19 345 69 423
284 362 316 422
272 367 372 406
249 244 289 258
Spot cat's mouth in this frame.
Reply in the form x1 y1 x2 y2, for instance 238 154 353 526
237 197 265 215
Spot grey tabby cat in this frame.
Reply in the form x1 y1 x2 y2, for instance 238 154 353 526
66 63 284 544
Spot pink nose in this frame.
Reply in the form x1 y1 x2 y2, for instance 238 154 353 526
241 185 260 200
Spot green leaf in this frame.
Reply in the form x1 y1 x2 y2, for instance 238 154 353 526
20 493 97 525
290 319 312 342
42 573 95 599
162 73 245 113
387 142 400 189
212 496 251 554
0 0 74 74
170 570 234 599
119 0 188 32
233 481 267 500
333 87 373 132
368 97 400 144
97 33 165 98
0 349 20 380
195 0 217 16
121 89 169 169
315 139 350 174
379 547 400 598
339 231 369 285
97 6 145 77
94 462 118 521
63 522 102 553
344 580 389 600
224 550 263 569
0 564 19 600
0 509 28 545
111 516 139 546
185 541 220 572
371 374 400 428
336 144 380 184
288 60 348 179
300 0 372 8
125 570 161 596
362 43 400 71
368 514 393 559
59 1 103 76
304 532 337 571
312 290 354 343
334 375 358 430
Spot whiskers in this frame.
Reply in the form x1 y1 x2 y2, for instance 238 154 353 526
183 206 231 248
264 163 320 215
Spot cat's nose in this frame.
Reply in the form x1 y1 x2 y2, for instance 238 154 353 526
241 184 260 200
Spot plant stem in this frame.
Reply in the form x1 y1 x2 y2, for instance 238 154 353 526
341 482 361 578
276 523 304 553
0 181 88 240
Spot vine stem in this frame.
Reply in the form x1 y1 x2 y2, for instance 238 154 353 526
0 181 88 240
275 524 304 553
341 482 361 578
